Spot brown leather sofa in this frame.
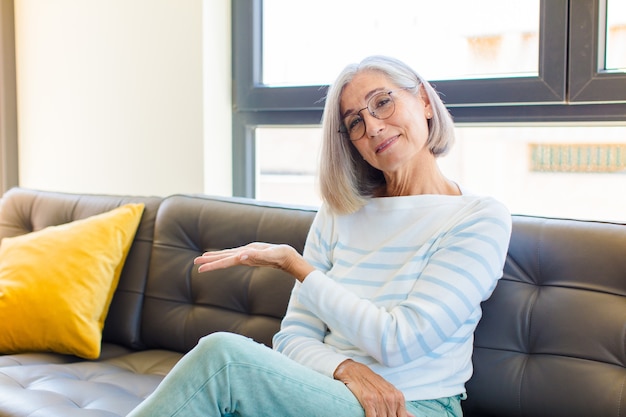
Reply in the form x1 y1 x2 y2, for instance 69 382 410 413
0 187 624 417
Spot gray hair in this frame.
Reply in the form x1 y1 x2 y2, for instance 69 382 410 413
319 55 456 214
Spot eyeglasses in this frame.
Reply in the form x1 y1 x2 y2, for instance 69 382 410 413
338 88 413 141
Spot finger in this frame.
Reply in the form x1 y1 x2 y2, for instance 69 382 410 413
394 402 410 417
199 247 241 259
194 247 248 265
196 254 242 273
194 253 230 265
390 393 408 417
361 403 377 417
374 386 406 417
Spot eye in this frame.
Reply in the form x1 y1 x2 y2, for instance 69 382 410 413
372 94 392 111
345 115 364 132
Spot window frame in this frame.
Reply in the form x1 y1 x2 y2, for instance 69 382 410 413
232 0 626 197
569 0 626 102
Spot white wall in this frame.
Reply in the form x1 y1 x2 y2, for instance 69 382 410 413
202 0 232 196
13 0 231 197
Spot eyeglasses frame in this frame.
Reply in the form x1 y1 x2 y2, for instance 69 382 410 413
338 87 416 141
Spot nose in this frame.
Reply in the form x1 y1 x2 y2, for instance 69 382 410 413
363 112 385 138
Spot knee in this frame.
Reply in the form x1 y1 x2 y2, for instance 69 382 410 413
196 332 253 357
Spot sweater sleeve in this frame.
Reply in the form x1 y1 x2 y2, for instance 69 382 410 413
272 207 350 377
296 198 512 368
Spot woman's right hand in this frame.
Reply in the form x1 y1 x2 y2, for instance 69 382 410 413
193 242 314 282
333 360 415 417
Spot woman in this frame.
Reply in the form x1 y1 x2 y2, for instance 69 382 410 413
128 55 512 417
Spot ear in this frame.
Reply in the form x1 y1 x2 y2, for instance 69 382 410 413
419 85 433 119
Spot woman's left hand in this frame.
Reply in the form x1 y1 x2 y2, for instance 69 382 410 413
193 242 315 282
333 359 415 417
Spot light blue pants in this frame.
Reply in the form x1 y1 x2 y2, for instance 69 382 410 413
127 332 463 417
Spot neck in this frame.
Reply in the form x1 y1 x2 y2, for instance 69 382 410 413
381 158 460 197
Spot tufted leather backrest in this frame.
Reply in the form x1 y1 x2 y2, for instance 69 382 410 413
0 187 163 349
140 194 317 351
463 215 626 417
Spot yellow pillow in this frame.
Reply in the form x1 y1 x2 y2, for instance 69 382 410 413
0 203 144 359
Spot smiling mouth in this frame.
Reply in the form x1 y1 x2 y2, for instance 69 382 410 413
375 136 399 154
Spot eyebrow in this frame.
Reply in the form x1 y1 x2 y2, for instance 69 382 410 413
341 87 388 119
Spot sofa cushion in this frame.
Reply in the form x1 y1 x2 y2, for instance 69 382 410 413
0 344 138 368
140 195 317 351
0 348 182 417
0 204 145 359
0 188 163 350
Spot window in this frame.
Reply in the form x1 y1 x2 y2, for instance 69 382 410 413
255 124 626 222
233 0 568 112
569 0 626 102
256 127 321 206
262 1 540 85
606 1 626 71
233 0 626 222
441 124 626 222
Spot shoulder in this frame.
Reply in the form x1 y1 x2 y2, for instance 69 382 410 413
458 186 510 219
455 195 512 242
468 194 510 219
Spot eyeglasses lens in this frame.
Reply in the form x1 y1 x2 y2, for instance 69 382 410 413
343 92 396 141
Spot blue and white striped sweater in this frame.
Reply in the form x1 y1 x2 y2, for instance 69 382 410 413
273 192 511 401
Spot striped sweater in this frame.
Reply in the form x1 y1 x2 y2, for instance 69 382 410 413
273 192 512 401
